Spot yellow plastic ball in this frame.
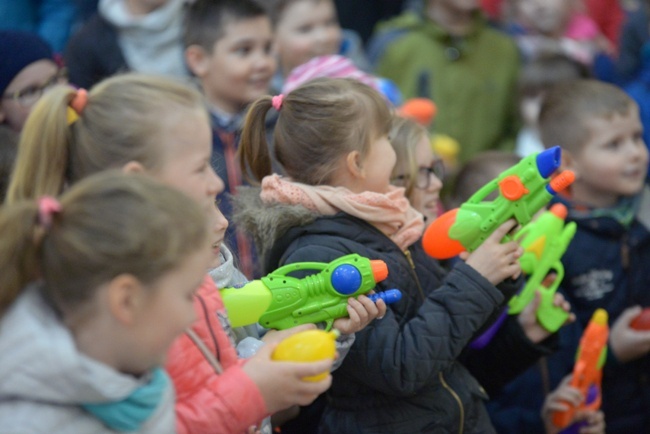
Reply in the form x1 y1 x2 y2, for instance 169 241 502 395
272 329 338 382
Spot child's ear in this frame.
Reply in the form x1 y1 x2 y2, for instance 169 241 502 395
106 274 147 326
185 45 210 78
559 149 578 176
345 150 364 179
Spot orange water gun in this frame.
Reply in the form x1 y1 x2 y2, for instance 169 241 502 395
552 308 609 430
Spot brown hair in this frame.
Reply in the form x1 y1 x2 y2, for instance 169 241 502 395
518 53 590 97
539 79 636 153
6 73 206 204
0 171 208 315
389 116 429 199
183 0 268 50
448 151 522 208
239 77 392 185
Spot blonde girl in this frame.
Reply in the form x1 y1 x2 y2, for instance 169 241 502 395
0 172 211 433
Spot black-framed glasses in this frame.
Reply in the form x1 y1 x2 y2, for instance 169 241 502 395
392 159 445 190
2 68 68 107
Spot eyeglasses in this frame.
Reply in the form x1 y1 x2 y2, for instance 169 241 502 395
2 68 68 107
392 159 445 190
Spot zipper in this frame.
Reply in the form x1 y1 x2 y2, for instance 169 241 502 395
404 249 426 301
439 372 464 434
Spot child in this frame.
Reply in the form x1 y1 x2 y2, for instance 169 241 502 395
0 171 212 432
389 115 445 227
234 77 527 433
266 0 370 93
6 74 377 434
368 0 521 164
538 78 650 434
65 0 188 88
505 0 611 67
0 30 65 132
515 53 589 158
183 0 277 278
389 116 574 399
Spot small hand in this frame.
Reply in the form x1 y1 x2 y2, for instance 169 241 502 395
609 306 650 362
333 294 386 335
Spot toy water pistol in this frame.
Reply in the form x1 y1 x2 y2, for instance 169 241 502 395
552 308 609 431
220 254 402 330
422 146 575 259
508 203 577 332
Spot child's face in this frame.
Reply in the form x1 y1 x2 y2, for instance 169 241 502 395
199 16 275 114
208 203 229 268
152 109 225 212
358 134 397 194
275 0 341 76
0 59 61 131
516 0 571 36
566 106 648 207
405 136 443 226
129 247 212 371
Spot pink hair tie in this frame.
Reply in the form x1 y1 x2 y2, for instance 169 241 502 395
271 94 284 111
38 196 62 230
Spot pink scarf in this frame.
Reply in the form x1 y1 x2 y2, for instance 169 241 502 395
261 174 425 250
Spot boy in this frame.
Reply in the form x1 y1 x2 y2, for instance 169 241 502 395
539 79 650 434
183 0 276 278
368 0 520 164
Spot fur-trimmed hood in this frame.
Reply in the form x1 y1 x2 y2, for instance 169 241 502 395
231 186 318 265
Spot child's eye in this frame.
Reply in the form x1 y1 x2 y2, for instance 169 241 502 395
297 24 313 34
235 46 252 56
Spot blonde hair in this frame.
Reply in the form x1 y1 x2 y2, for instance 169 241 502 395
0 171 208 315
7 73 206 204
239 77 392 185
389 116 429 199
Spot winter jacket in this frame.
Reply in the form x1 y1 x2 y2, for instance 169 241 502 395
368 11 519 164
234 188 532 433
166 275 268 434
549 187 650 434
0 286 176 433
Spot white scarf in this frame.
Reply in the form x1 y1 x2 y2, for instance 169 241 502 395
99 0 188 79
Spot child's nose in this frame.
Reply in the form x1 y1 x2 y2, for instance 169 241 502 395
209 168 225 196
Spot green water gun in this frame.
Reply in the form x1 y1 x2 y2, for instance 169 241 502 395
508 203 577 332
423 146 575 259
220 254 401 330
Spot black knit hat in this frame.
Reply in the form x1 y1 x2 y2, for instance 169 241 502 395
0 30 53 96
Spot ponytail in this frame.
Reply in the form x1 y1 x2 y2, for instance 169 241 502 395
238 96 274 184
0 202 44 313
0 171 208 317
6 85 77 204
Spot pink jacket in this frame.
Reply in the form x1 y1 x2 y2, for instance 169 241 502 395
166 276 268 434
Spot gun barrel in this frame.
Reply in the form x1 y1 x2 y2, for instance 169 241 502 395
536 146 561 178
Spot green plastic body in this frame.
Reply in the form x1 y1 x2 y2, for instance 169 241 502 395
449 152 555 252
221 254 379 330
508 209 577 332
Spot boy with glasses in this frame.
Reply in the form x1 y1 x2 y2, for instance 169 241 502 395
0 30 66 132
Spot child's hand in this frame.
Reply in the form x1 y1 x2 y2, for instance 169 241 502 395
541 374 605 434
463 219 524 285
518 287 575 344
609 306 650 362
333 294 386 335
243 327 334 414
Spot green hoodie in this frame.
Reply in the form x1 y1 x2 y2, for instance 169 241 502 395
372 11 520 164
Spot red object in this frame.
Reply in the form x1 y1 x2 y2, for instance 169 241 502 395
584 0 624 49
480 0 504 21
631 308 650 331
422 208 466 259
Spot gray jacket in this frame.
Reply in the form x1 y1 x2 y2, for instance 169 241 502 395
0 286 176 434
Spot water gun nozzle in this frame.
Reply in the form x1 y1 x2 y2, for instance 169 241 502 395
370 260 389 282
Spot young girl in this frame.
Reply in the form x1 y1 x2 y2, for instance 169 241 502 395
0 171 212 433
235 77 527 433
6 74 379 434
